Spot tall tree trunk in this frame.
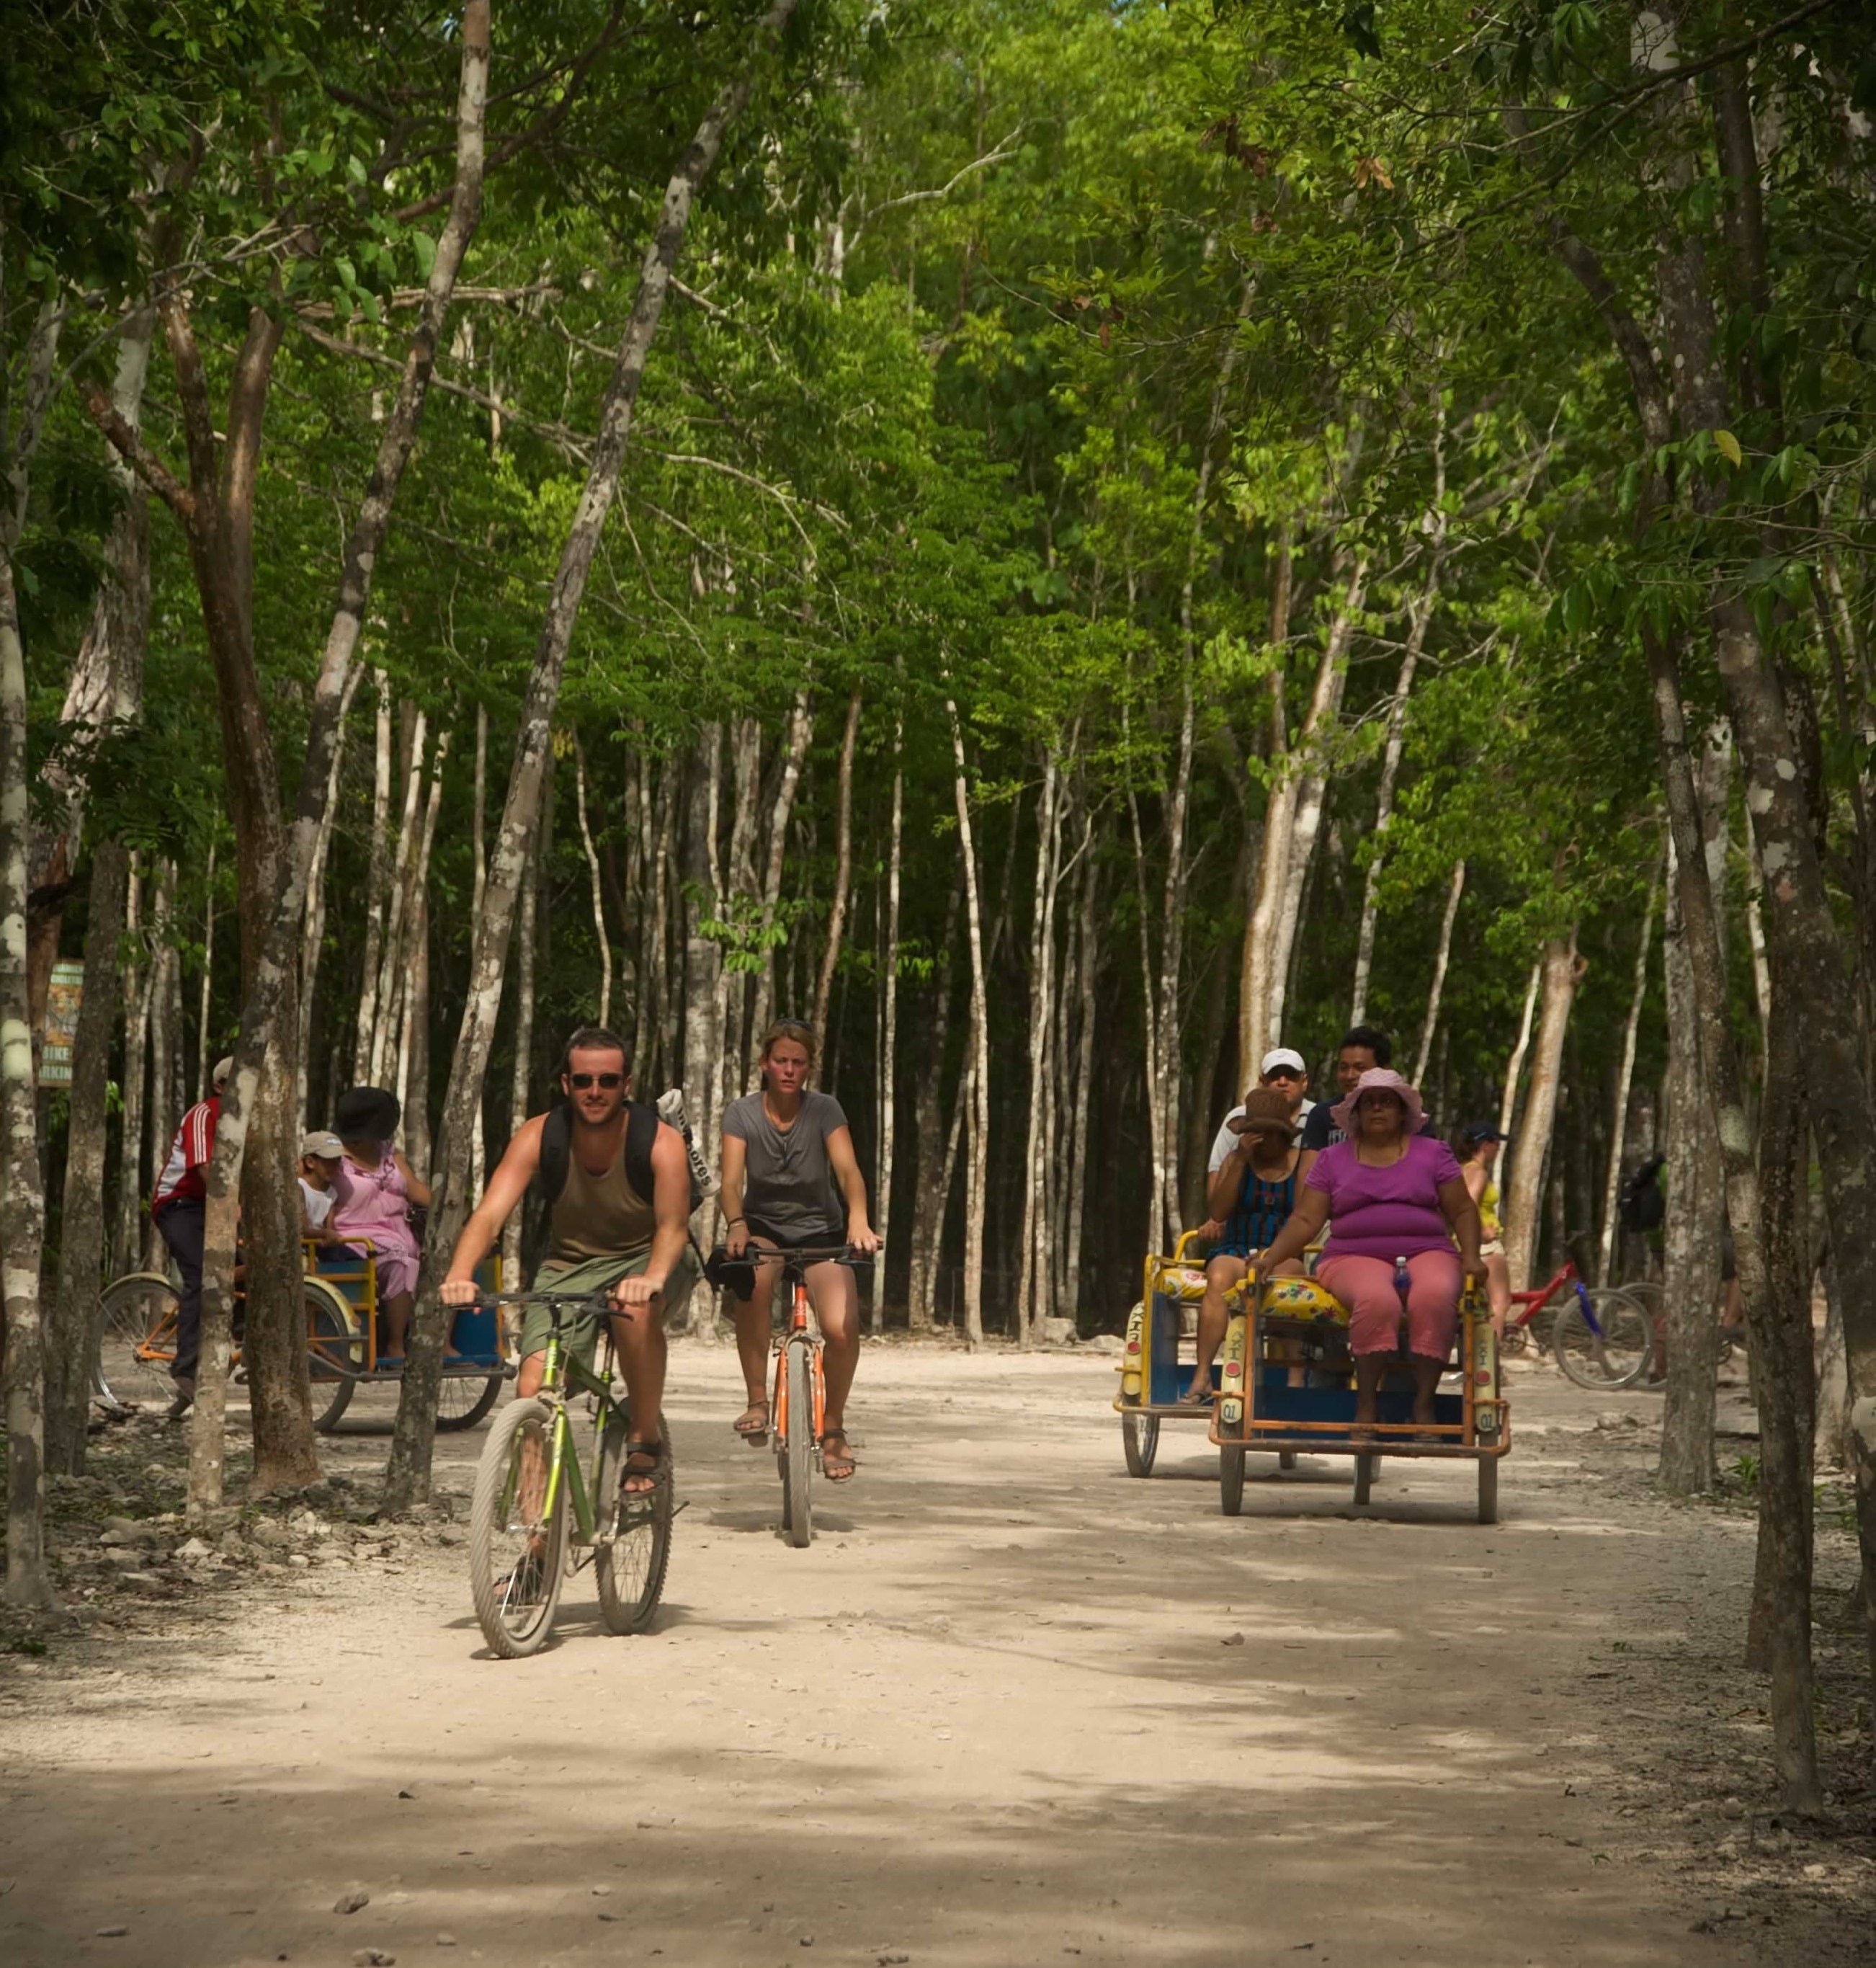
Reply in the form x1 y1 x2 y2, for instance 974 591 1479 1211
1658 738 1731 1495
195 842 218 1095
573 735 613 1028
500 839 540 1291
1266 553 1370 1050
908 882 960 1335
354 674 395 1079
145 866 181 1273
747 689 814 1068
368 709 428 1085
1017 751 1061 1345
873 720 903 1331
117 863 148 1273
1062 815 1099 1324
0 540 56 1608
1599 866 1661 1283
813 690 862 1036
680 726 723 1336
948 701 989 1350
1497 959 1542 1144
1239 524 1295 1084
1502 930 1583 1293
297 664 361 1136
1411 858 1466 1087
1125 773 1165 1255
387 2 800 1505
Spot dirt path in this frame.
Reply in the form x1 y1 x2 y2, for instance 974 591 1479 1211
2 1346 1871 1967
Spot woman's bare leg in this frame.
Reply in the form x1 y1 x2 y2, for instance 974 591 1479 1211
382 1291 413 1358
731 1237 780 1427
1187 1255 1248 1399
805 1258 860 1433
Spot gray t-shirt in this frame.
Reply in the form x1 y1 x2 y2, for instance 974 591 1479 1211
721 1090 849 1243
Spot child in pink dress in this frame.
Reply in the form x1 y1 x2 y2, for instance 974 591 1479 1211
331 1086 432 1361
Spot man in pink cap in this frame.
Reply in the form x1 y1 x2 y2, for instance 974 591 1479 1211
1258 1067 1482 1438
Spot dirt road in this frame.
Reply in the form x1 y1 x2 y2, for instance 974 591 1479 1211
2 1345 1870 1967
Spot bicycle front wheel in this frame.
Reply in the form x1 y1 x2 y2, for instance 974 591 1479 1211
1553 1290 1652 1390
97 1273 181 1409
469 1396 570 1658
784 1341 814 1548
595 1416 674 1634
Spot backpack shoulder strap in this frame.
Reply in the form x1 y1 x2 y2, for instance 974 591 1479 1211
538 1103 573 1208
625 1100 660 1205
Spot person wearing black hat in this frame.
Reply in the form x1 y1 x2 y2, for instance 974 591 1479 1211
331 1085 431 1361
1455 1121 1509 1336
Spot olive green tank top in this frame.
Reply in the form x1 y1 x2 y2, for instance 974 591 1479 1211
547 1131 657 1265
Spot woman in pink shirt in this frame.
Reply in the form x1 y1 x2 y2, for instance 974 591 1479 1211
331 1085 432 1362
1257 1068 1482 1438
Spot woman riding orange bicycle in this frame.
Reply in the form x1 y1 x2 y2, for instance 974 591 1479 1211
718 1020 880 1481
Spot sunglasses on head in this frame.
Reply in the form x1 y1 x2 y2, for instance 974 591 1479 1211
567 1072 624 1090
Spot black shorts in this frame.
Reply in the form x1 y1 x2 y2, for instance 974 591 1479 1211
743 1217 847 1252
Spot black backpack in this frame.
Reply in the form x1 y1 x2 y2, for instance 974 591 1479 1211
536 1100 703 1216
1618 1152 1666 1234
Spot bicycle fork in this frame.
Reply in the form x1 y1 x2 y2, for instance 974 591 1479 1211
771 1287 828 1455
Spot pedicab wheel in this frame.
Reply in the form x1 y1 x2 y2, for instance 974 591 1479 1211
1477 1456 1499 1526
1278 1451 1298 1471
1553 1289 1652 1391
1121 1410 1160 1477
96 1273 181 1409
783 1340 813 1548
469 1396 570 1658
436 1371 504 1432
595 1414 674 1635
1220 1446 1246 1516
1353 1453 1375 1506
305 1278 360 1433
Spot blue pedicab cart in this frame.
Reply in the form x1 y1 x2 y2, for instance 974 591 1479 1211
1112 1230 1300 1478
305 1240 509 1433
1207 1268 1510 1523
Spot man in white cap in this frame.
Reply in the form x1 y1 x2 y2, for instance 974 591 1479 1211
1207 1048 1313 1177
150 1054 234 1418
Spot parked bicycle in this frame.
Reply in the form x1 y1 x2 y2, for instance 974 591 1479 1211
467 1289 674 1657
1499 1258 1651 1389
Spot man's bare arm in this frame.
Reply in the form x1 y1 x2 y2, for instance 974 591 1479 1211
441 1115 547 1300
613 1125 692 1312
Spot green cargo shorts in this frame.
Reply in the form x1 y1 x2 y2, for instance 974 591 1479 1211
517 1246 700 1365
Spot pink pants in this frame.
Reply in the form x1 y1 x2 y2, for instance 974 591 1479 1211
1318 1251 1462 1361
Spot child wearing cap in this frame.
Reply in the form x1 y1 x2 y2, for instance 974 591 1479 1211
299 1131 345 1242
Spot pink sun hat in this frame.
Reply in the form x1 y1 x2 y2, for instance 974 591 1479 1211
1329 1066 1426 1138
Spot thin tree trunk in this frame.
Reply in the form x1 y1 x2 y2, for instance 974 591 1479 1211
949 700 990 1350
500 840 539 1291
145 867 180 1273
908 882 960 1335
1239 523 1295 1084
298 665 362 1135
400 734 448 1174
387 2 800 1504
641 765 674 1085
354 673 396 1080
117 862 148 1273
813 690 862 1036
748 688 815 1067
1502 929 1583 1293
1498 961 1542 1144
1267 553 1370 1048
1017 751 1061 1345
1599 866 1661 1283
369 709 428 1085
1411 859 1466 1086
680 726 722 1336
574 735 613 1028
1063 813 1099 1324
195 842 218 1095
874 719 903 1332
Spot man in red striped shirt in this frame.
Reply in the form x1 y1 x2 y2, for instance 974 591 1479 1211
151 1056 232 1418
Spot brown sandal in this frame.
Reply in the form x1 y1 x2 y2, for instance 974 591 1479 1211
818 1430 857 1482
732 1401 769 1441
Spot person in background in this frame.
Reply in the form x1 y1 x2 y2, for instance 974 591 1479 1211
298 1131 346 1244
718 1019 880 1480
1455 1123 1511 1336
1183 1089 1307 1403
1260 1067 1481 1441
149 1054 233 1419
331 1086 431 1362
1206 1047 1313 1183
1296 1025 1434 1183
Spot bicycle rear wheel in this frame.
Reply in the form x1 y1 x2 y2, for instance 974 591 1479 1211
1553 1290 1652 1390
783 1340 813 1548
469 1396 569 1657
595 1415 674 1634
97 1274 181 1409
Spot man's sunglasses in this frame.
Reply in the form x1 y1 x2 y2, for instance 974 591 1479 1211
567 1072 624 1090
1261 1066 1304 1081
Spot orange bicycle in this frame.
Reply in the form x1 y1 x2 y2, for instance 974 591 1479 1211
708 1243 872 1547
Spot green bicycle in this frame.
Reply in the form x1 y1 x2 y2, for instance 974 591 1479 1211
467 1290 674 1658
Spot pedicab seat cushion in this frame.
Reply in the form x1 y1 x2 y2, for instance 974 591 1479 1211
1261 1276 1351 1323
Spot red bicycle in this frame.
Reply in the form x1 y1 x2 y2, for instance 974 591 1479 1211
1501 1259 1651 1389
